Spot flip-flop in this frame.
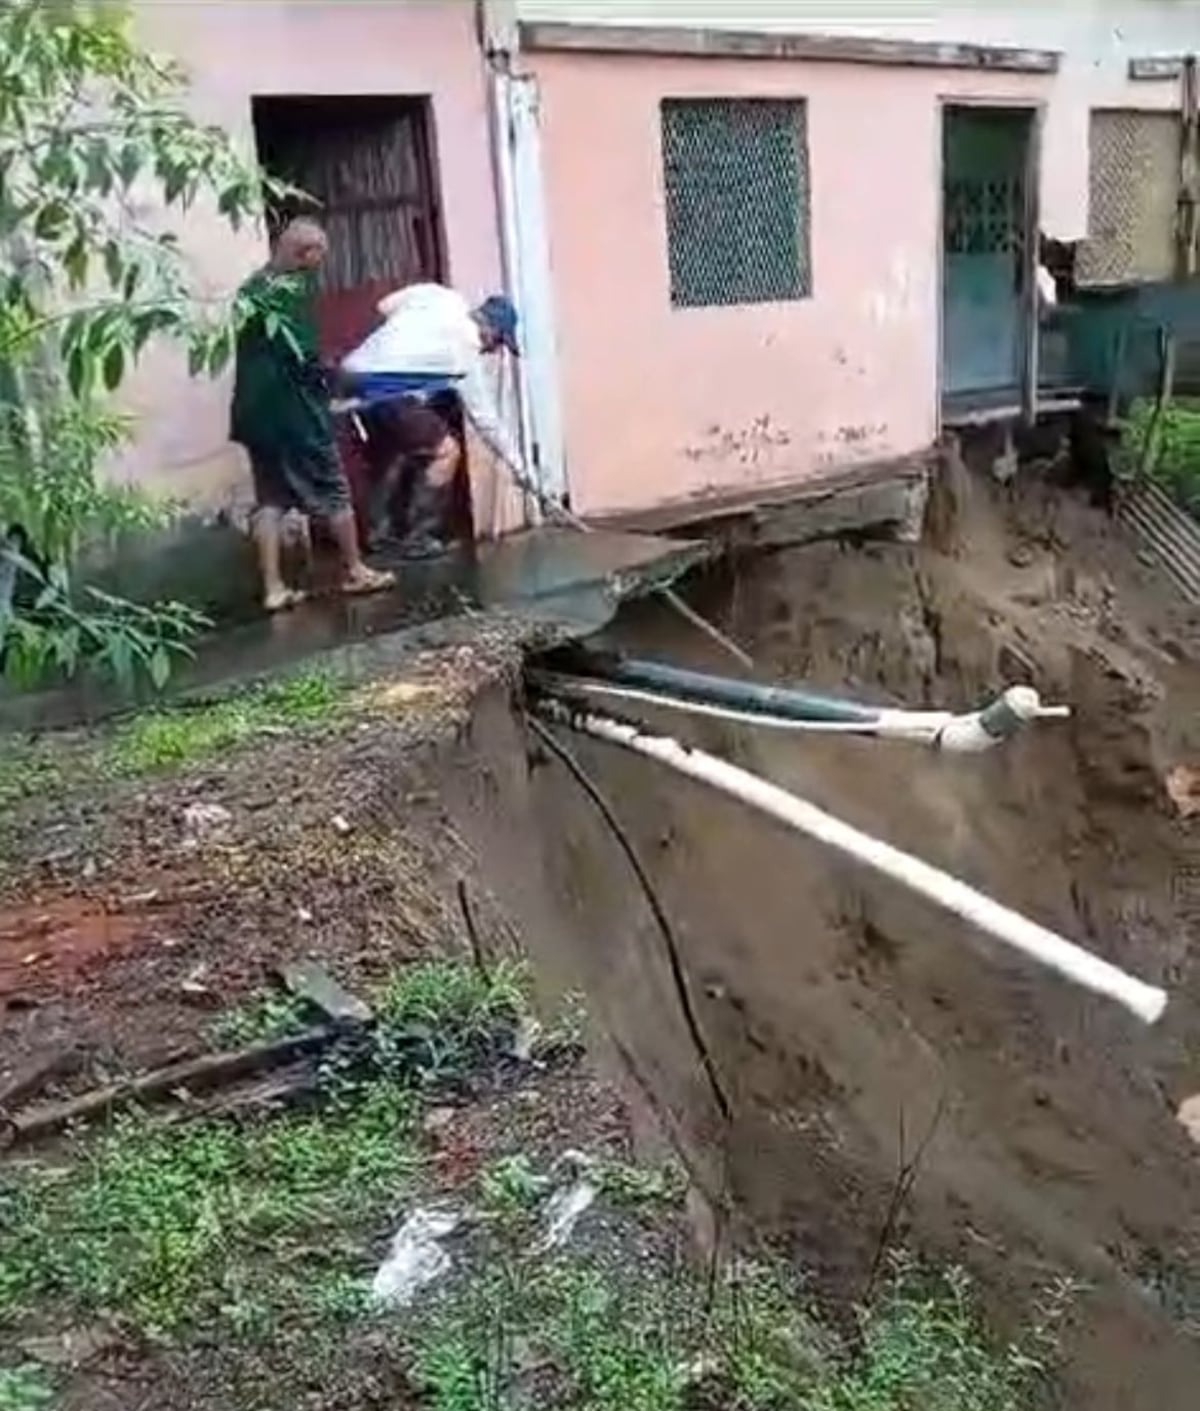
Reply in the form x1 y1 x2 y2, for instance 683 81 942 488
340 568 396 599
264 588 307 614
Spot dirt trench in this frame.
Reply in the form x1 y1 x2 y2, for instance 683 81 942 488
439 472 1200 1411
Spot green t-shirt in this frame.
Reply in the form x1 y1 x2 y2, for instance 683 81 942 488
230 267 333 460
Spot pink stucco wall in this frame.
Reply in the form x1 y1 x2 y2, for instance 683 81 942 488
118 1 500 509
531 52 1058 519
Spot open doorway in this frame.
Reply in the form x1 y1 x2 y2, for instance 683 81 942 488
251 96 474 549
941 105 1037 421
252 95 445 360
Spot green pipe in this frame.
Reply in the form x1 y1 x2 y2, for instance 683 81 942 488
566 650 882 724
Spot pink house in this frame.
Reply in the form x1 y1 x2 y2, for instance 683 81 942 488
122 0 504 524
121 2 1195 539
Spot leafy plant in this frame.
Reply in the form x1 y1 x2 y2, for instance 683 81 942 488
0 0 301 690
479 1154 550 1220
1 552 207 689
0 1366 53 1411
209 990 309 1050
371 959 531 1085
1119 397 1200 516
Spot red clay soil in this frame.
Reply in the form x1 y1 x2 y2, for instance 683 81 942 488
0 625 531 1098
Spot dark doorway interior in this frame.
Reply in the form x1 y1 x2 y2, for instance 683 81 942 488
251 96 471 546
252 95 445 361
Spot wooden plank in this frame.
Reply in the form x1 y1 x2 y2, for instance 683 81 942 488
518 22 1060 74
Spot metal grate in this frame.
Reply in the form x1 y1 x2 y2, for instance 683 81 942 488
661 98 810 309
1078 109 1178 287
1119 478 1200 606
944 177 1025 256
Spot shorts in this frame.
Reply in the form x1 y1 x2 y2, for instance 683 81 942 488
247 443 351 518
367 397 454 467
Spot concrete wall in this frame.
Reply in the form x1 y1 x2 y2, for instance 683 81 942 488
117 0 501 511
519 2 1194 517
530 54 1040 517
518 2 1195 239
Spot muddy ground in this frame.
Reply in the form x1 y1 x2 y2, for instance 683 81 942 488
2 466 1199 1408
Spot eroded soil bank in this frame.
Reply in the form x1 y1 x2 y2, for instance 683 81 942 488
447 471 1200 1410
1 471 1198 1408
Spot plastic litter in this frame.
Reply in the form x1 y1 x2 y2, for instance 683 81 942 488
371 1205 462 1309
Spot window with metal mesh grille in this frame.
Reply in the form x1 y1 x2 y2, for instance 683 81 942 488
1077 108 1178 287
660 98 811 310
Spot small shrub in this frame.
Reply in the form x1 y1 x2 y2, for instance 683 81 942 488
209 991 309 1050
1119 397 1200 515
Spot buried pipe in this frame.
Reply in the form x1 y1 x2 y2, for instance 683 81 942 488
532 673 1069 753
555 653 1070 748
536 701 1168 1026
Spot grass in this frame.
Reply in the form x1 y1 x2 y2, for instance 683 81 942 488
109 669 347 774
0 961 530 1341
0 1081 416 1336
0 1366 54 1411
0 669 349 812
0 960 1070 1409
411 1250 1066 1411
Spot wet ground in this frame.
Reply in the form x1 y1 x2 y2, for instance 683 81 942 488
0 527 708 733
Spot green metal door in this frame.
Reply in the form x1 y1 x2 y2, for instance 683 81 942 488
942 108 1031 402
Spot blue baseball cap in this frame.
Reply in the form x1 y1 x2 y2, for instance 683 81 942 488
478 294 520 355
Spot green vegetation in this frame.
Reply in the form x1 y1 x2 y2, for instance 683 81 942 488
0 1083 416 1335
0 960 1068 1409
412 1251 1065 1411
0 0 296 690
208 990 310 1050
372 958 532 1086
0 960 527 1339
0 1365 54 1411
0 668 348 810
110 669 347 773
1119 397 1200 516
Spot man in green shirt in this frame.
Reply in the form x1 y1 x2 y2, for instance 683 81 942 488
231 219 392 612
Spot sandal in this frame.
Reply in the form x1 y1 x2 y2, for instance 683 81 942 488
340 567 396 599
264 588 307 614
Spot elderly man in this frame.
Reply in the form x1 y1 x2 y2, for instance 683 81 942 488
231 219 393 611
340 283 531 557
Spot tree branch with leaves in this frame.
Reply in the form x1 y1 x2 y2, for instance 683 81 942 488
0 0 299 691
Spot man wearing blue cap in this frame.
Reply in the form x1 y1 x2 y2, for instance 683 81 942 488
340 283 529 557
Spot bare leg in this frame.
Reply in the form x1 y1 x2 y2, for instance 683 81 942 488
252 507 301 612
426 435 460 489
401 437 462 560
327 508 395 596
366 453 407 549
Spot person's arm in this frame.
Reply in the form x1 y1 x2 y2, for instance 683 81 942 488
457 356 529 484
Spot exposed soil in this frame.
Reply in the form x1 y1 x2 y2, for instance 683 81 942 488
3 466 1200 1409
0 619 535 1100
451 465 1200 1411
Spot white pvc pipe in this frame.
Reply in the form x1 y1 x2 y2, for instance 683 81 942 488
541 705 1167 1025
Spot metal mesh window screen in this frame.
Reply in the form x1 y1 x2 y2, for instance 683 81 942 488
661 98 810 309
1077 109 1178 287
